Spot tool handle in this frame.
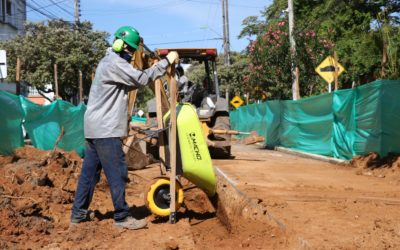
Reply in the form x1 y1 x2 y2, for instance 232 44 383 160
168 64 177 224
210 129 250 135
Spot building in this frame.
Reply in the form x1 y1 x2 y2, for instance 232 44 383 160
26 83 54 105
0 0 26 40
0 81 28 96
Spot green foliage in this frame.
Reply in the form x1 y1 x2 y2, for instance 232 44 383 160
247 20 333 100
301 0 400 85
186 60 204 85
240 0 400 100
238 16 265 38
186 52 250 97
218 52 251 95
0 20 109 100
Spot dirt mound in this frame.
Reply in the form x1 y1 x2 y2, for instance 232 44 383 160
0 146 82 248
0 145 287 249
351 152 400 180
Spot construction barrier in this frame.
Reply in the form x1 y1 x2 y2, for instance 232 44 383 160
1 80 399 159
0 91 86 156
0 91 25 155
230 80 400 160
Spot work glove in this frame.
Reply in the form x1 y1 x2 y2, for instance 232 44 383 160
166 51 179 64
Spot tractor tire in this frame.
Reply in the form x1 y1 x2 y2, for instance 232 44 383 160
209 115 231 159
145 177 184 217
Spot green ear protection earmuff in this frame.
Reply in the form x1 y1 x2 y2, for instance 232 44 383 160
112 39 124 52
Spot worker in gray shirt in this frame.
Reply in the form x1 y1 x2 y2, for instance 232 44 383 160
70 26 179 230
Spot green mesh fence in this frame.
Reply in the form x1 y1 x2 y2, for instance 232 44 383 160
2 80 399 159
332 89 356 159
0 91 24 155
0 91 86 156
280 93 333 156
230 80 400 160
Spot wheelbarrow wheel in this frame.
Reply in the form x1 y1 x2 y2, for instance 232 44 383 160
145 177 184 217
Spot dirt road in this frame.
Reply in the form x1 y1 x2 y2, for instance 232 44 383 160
1 145 399 249
215 145 400 249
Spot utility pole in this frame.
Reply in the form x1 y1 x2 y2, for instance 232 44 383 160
74 0 80 25
225 0 231 65
221 0 231 65
288 0 298 100
74 0 81 103
221 0 227 64
79 70 83 103
16 58 20 95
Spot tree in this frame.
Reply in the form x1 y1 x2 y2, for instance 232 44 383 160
293 0 400 85
186 52 251 99
245 19 334 100
240 0 400 100
0 20 109 100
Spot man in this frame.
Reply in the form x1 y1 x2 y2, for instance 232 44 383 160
176 66 188 91
70 26 179 230
176 65 190 100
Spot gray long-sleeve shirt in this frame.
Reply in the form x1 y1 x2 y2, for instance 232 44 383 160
84 48 169 138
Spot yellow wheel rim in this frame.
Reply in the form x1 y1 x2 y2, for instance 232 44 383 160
145 178 184 216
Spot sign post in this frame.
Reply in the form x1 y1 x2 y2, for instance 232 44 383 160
315 56 345 92
334 51 339 91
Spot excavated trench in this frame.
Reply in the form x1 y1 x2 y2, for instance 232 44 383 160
184 168 287 249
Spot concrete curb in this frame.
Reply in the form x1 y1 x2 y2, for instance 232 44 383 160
273 146 350 165
214 166 286 231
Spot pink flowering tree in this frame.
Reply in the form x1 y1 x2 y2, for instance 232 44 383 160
244 20 335 100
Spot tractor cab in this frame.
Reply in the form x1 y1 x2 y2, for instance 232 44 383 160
154 48 228 120
147 48 231 158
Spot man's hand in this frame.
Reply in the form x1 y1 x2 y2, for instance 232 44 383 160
166 51 179 64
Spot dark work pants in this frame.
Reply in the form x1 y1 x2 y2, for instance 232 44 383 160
71 138 130 221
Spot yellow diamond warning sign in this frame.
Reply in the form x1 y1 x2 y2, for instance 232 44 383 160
230 95 244 109
315 56 345 84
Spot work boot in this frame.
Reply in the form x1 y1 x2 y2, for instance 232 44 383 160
114 216 147 230
70 210 95 225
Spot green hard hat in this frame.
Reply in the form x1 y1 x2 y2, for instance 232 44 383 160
114 26 140 49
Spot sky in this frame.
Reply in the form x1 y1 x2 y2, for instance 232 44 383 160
27 0 272 53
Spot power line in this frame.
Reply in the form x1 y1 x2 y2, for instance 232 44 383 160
202 0 214 48
81 0 262 16
27 2 57 19
148 37 222 46
40 0 65 17
25 0 77 25
185 0 263 9
49 0 74 16
31 0 59 18
24 0 70 14
209 4 221 49
5 0 70 22
81 0 184 15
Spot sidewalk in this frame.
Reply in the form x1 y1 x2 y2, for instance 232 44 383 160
213 145 400 249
